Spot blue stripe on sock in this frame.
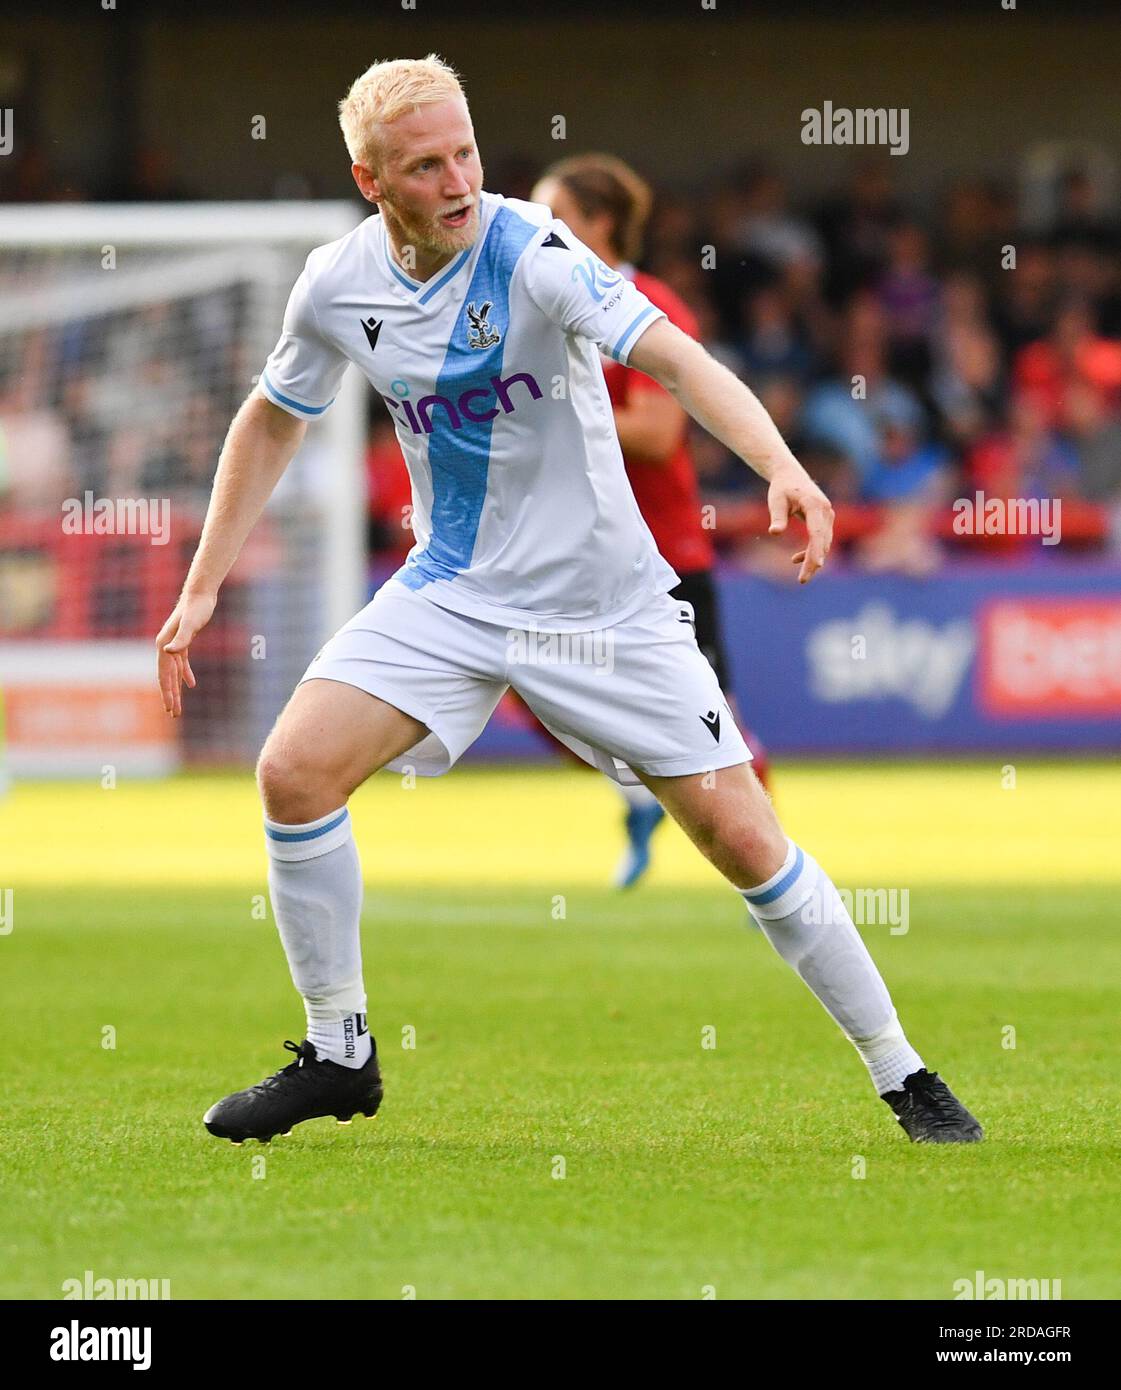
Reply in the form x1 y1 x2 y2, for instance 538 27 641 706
265 808 348 843
743 846 805 905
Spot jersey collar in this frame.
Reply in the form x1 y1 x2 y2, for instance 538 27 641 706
378 214 479 307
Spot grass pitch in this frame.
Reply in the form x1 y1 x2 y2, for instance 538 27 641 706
2 761 1119 1299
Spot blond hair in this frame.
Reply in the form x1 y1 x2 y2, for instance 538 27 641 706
338 54 466 172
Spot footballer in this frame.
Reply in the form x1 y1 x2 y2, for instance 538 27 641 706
156 54 982 1147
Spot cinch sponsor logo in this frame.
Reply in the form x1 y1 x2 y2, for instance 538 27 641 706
383 371 543 435
979 598 1121 717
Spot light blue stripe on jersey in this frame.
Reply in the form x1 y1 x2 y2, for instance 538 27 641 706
399 206 540 591
261 371 333 416
608 304 660 362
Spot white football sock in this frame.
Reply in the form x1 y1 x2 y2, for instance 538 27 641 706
264 805 372 1069
739 839 923 1094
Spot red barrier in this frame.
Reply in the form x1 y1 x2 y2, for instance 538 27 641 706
706 500 1109 549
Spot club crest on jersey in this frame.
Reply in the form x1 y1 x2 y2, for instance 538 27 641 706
465 300 501 349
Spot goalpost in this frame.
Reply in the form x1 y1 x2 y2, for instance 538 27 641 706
0 202 367 777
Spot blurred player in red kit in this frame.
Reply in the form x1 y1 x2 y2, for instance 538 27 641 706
532 154 770 887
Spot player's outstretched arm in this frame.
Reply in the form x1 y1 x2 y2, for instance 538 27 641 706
627 318 834 583
156 391 307 717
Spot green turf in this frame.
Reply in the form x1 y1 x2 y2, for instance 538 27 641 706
5 879 1120 1299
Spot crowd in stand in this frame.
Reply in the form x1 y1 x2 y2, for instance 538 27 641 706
655 162 1121 570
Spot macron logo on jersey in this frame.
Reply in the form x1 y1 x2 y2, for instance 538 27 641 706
382 370 544 436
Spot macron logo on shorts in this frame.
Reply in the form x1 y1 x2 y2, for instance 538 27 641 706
699 708 722 742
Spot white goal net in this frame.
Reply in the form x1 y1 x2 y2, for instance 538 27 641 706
0 202 366 777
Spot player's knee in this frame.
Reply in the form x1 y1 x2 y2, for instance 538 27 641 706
255 749 295 817
711 808 787 885
256 746 338 823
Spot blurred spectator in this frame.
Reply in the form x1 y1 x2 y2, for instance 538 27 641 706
993 241 1057 356
644 190 703 269
1066 381 1121 502
816 160 901 302
968 397 1081 507
877 220 940 390
734 167 823 277
938 178 1000 277
800 293 928 485
860 393 949 505
703 165 823 342
930 272 1005 449
689 293 747 379
1013 298 1121 430
854 377 948 576
0 357 72 507
738 280 815 383
1052 168 1120 253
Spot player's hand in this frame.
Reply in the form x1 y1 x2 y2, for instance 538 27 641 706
156 590 216 717
766 465 835 584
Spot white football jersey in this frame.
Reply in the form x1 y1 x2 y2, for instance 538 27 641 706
260 190 678 631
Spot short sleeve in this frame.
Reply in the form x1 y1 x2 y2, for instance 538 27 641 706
259 267 350 419
521 222 666 366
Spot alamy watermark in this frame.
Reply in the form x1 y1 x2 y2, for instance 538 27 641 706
506 625 614 675
801 102 909 156
952 491 1061 546
50 1322 152 1370
953 1269 1062 1301
62 1270 170 1300
801 885 910 935
61 492 171 546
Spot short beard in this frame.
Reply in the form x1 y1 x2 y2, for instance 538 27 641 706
380 188 481 262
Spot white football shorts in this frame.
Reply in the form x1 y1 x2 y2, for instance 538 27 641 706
298 578 752 786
